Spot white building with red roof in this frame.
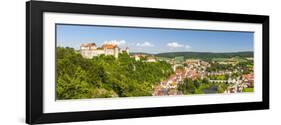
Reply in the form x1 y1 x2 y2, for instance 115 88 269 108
80 42 128 59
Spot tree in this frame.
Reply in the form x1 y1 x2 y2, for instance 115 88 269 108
56 47 174 99
194 79 201 89
202 78 209 84
56 67 93 99
178 78 196 94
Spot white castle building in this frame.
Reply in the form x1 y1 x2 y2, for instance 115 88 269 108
80 43 129 59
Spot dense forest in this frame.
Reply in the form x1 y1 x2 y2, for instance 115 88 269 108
155 51 253 59
56 47 174 100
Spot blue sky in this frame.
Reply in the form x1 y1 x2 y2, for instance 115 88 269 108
56 24 253 54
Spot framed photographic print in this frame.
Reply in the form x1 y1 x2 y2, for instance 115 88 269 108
26 1 269 124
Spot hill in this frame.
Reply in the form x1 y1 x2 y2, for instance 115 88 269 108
154 51 253 59
129 52 153 56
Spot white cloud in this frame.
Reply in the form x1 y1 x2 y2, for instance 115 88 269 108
167 42 191 50
167 42 184 48
185 45 191 49
103 40 126 45
136 42 154 47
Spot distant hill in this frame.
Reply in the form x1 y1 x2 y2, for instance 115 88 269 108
129 52 153 56
154 51 253 59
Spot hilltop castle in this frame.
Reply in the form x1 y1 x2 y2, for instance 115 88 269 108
80 43 129 59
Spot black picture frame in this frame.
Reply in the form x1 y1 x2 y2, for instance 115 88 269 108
26 1 269 124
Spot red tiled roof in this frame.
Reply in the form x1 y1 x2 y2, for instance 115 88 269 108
102 44 118 49
243 74 254 81
81 43 96 47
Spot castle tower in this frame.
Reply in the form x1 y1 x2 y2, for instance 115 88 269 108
80 43 97 58
125 47 129 54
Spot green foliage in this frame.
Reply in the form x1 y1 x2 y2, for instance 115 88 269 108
206 62 234 72
243 88 254 92
56 67 93 99
178 78 229 94
209 75 226 80
178 78 196 94
56 47 173 99
237 61 254 74
217 82 228 93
